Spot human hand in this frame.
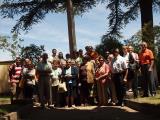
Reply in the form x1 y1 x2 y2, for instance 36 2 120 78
123 78 127 83
148 67 153 71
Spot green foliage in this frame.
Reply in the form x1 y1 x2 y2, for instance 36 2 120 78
0 0 104 33
20 44 45 65
95 36 122 58
126 25 160 53
0 34 23 59
105 0 160 39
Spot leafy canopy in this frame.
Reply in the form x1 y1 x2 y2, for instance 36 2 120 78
20 44 45 65
0 34 23 59
0 0 105 33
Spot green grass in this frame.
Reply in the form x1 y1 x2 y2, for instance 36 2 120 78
0 104 23 117
132 88 160 105
133 94 160 105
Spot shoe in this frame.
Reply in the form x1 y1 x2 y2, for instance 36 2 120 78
151 93 156 97
116 102 124 107
64 105 69 108
71 105 76 108
111 102 116 106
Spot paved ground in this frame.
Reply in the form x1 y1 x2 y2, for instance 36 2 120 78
21 106 159 120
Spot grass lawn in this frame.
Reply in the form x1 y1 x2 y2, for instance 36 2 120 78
130 88 160 105
132 94 160 105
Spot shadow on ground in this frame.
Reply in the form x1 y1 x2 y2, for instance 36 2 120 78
21 106 159 120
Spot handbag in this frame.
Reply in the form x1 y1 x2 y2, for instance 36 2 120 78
58 82 67 93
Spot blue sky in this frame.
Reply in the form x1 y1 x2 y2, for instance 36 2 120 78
0 3 160 61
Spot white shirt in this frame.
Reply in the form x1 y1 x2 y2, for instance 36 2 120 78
111 55 127 73
123 52 129 68
48 55 59 63
65 67 72 75
51 67 62 86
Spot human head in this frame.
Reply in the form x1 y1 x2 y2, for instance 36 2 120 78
15 57 21 65
78 49 83 56
66 59 71 68
52 59 60 69
52 49 57 56
107 54 114 62
65 53 71 60
42 53 48 62
98 56 104 66
105 51 110 58
122 45 128 54
128 45 134 53
58 52 64 59
83 55 91 62
113 48 120 57
140 42 147 51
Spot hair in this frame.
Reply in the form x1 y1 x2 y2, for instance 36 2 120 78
141 42 148 47
113 48 120 53
122 45 128 50
52 59 60 65
83 55 91 61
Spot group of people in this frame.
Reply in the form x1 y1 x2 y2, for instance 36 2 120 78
8 41 158 108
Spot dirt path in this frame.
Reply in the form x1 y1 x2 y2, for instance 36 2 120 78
21 106 159 120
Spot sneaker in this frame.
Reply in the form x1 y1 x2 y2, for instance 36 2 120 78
71 105 76 108
128 89 133 92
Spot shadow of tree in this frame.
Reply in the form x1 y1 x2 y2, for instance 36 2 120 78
21 106 159 120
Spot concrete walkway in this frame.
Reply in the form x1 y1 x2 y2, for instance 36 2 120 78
21 106 159 120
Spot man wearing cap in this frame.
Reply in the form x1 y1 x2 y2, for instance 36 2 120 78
111 48 128 106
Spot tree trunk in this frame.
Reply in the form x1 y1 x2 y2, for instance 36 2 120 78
139 0 154 50
67 0 77 58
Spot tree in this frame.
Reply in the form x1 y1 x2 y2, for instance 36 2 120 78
95 36 122 58
0 33 23 59
0 0 104 56
105 0 160 50
20 44 45 65
126 25 160 54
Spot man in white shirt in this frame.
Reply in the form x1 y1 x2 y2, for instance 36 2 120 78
111 48 128 106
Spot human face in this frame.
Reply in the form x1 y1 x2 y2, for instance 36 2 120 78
66 61 71 68
123 47 128 54
52 62 59 69
128 46 133 52
99 58 104 66
52 49 57 56
16 58 21 65
140 43 147 51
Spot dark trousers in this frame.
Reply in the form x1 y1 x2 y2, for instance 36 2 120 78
112 73 126 104
51 86 59 105
132 71 138 97
141 64 156 96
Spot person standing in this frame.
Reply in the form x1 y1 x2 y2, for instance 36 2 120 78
111 48 128 106
61 59 78 108
50 60 62 107
128 45 139 98
9 57 23 102
139 42 156 97
22 58 36 100
95 57 110 106
36 53 52 108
